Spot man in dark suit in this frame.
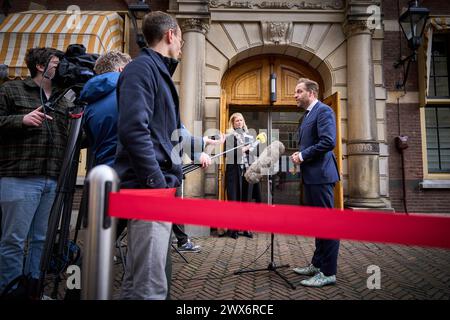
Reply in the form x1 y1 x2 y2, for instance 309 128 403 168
114 11 210 299
291 78 340 288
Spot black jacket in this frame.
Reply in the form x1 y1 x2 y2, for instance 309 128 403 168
114 48 185 189
225 133 261 202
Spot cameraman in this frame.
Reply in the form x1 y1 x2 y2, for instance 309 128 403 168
0 47 72 297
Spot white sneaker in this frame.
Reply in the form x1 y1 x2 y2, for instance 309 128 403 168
300 272 336 288
177 239 201 252
292 264 320 276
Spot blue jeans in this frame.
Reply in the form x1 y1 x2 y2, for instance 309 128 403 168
0 177 57 291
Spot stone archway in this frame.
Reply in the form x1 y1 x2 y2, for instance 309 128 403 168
175 11 388 210
218 54 343 208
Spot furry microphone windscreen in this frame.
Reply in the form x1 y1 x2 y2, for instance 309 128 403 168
244 140 285 184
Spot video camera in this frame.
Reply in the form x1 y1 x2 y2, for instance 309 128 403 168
52 44 98 92
42 44 98 116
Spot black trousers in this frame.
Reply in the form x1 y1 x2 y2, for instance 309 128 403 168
172 224 188 245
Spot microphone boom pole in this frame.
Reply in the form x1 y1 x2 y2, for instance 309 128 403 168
182 132 267 175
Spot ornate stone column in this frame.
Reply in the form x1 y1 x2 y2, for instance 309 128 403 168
344 1 386 208
178 18 209 199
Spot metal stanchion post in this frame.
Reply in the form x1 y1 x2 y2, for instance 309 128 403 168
81 165 119 300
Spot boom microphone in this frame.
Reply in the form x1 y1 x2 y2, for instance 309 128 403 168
244 140 285 184
182 132 267 175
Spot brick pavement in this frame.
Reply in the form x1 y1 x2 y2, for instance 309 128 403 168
112 233 450 300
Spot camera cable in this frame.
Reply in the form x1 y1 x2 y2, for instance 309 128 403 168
39 63 56 144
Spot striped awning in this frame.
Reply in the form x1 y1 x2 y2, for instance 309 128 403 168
0 10 124 79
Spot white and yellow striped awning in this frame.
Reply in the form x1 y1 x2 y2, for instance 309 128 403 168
0 10 124 79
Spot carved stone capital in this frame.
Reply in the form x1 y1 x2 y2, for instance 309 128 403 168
347 142 380 156
343 20 374 37
180 18 210 34
344 0 381 37
209 0 344 10
262 21 293 45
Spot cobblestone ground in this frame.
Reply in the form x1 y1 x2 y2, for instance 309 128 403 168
110 233 450 300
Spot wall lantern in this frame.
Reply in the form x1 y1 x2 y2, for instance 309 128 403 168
128 0 151 49
394 0 429 88
270 73 277 103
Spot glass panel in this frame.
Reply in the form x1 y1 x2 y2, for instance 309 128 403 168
271 111 302 206
232 109 269 204
430 58 435 76
441 149 450 171
288 132 297 149
400 20 412 41
233 110 303 206
427 149 440 172
426 129 438 148
439 129 450 149
429 77 436 96
435 77 449 96
415 16 427 38
434 57 448 76
432 35 447 57
437 108 450 127
425 107 436 127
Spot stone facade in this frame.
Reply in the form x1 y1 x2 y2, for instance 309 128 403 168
382 0 450 213
4 0 450 214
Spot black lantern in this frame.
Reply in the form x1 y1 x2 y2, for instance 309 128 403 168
128 0 151 49
395 0 429 89
399 0 430 51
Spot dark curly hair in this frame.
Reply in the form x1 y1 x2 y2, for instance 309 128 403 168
25 47 62 78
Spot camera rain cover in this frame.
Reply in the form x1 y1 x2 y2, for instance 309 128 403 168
53 44 98 89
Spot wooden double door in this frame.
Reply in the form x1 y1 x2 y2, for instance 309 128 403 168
219 55 343 208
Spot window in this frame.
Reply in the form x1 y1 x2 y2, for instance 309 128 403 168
425 105 450 173
288 132 297 149
429 34 450 97
419 20 450 179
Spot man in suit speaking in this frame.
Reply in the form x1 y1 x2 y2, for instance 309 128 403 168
290 78 340 288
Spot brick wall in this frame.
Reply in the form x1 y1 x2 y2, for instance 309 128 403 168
386 102 450 213
383 0 450 214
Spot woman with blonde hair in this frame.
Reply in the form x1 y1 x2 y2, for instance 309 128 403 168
222 112 261 239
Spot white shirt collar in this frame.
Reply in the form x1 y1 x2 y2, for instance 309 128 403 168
306 99 318 113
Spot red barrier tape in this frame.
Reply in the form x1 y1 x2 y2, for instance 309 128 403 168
108 189 450 249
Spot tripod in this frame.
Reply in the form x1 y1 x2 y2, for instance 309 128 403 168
233 175 296 289
38 98 86 299
172 243 189 263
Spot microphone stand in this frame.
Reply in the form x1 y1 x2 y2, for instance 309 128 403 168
233 174 296 289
